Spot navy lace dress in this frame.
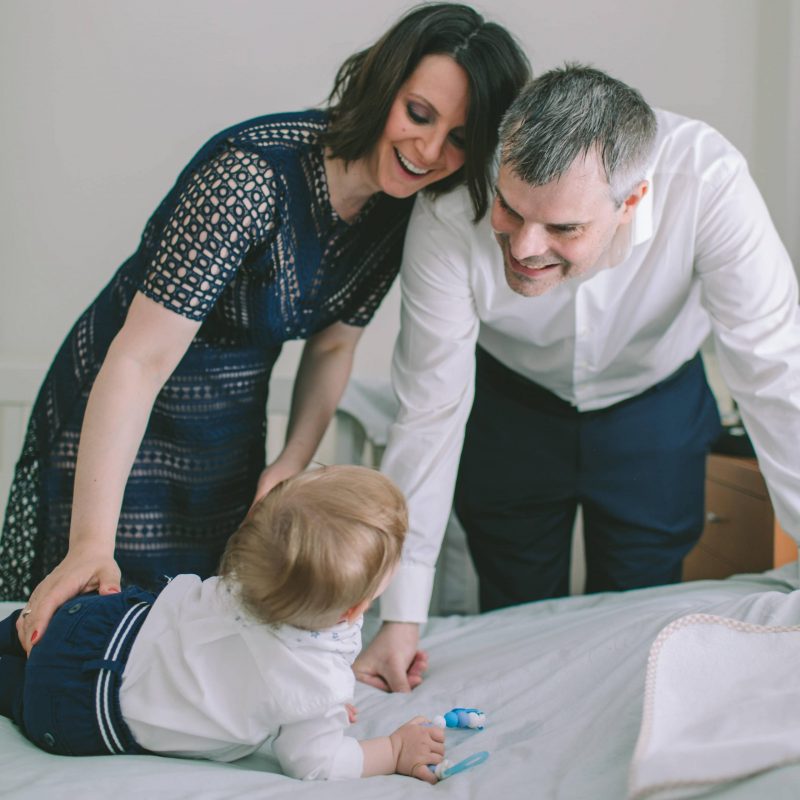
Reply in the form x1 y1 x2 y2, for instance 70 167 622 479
0 110 413 599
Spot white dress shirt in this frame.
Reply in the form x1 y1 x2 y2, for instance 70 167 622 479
119 575 364 780
380 108 800 623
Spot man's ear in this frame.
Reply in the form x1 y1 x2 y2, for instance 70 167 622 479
619 180 648 223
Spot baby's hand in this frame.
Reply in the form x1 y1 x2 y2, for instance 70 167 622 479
389 716 445 784
345 703 358 724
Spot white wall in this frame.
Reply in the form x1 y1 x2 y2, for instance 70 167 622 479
1 0 798 386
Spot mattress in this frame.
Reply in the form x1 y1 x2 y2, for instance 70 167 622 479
2 565 800 799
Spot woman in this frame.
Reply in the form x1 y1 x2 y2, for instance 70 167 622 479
2 3 530 649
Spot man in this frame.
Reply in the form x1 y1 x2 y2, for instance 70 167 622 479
353 65 800 693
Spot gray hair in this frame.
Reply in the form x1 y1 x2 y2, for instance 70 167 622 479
499 64 658 205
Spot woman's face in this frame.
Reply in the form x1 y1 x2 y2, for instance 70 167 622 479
369 54 469 198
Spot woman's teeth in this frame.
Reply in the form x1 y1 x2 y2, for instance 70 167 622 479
396 149 430 176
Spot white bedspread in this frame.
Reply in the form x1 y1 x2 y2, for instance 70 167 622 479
629 603 800 800
2 566 800 800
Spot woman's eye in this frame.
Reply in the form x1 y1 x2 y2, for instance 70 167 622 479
407 103 430 124
448 131 466 150
498 196 513 214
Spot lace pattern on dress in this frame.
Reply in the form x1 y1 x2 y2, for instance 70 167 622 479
0 112 413 599
0 418 41 599
141 148 276 322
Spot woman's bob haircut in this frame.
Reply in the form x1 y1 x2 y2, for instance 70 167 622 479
324 3 531 220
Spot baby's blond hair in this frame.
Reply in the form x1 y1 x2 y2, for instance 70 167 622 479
219 465 407 630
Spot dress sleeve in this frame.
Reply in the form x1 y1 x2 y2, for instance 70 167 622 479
139 146 278 322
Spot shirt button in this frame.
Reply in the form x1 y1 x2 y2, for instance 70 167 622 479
43 732 56 748
68 603 82 614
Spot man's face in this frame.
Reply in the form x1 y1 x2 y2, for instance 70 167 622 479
490 151 644 297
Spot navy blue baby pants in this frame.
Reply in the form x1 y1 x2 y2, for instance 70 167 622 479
0 587 154 755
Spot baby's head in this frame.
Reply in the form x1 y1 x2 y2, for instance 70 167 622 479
219 465 407 630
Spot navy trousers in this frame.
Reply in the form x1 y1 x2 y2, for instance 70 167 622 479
0 587 154 755
454 348 722 612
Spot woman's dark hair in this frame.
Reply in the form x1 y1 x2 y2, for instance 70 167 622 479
323 3 531 220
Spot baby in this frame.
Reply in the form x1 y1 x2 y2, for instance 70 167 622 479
0 465 444 782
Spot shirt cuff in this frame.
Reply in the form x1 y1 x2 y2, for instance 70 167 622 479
327 736 364 780
379 562 435 623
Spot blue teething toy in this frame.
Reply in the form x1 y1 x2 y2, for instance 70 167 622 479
428 707 488 780
433 750 490 779
432 707 486 730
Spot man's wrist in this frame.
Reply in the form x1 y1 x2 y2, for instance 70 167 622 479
379 563 435 623
379 620 420 645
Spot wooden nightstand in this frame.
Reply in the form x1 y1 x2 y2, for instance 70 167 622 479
682 454 797 581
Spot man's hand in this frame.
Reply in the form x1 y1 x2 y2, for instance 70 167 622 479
353 621 427 692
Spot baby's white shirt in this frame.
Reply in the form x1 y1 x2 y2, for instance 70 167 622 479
119 574 363 780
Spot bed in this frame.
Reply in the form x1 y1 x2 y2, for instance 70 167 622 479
3 564 800 799
4 365 800 798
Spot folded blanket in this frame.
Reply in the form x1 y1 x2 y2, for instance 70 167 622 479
628 608 800 799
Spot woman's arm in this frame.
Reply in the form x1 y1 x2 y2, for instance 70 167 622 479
18 292 199 651
253 321 363 501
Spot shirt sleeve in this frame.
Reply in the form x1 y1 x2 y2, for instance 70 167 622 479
271 705 363 780
139 146 277 322
695 145 800 541
379 191 481 623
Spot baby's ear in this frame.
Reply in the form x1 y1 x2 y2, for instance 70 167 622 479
341 597 371 624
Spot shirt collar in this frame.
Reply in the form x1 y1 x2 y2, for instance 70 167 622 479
273 616 364 664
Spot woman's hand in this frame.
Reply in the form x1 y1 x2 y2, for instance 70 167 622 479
16 549 121 653
390 716 445 783
251 459 303 508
